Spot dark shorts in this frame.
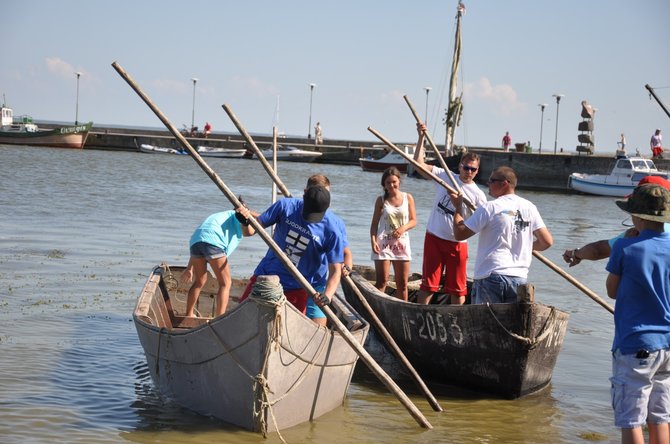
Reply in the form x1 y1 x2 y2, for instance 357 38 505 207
190 242 226 260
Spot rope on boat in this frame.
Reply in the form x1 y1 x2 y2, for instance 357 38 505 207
249 275 286 352
485 303 558 349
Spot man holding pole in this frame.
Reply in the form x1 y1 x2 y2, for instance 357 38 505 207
449 166 553 304
412 123 487 305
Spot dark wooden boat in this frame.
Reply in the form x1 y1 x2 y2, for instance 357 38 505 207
134 264 369 434
341 265 569 399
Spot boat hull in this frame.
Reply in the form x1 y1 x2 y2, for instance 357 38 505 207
342 268 569 399
568 174 635 197
0 122 92 149
359 158 408 173
133 264 368 433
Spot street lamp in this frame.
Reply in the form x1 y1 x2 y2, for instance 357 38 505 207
423 86 432 126
538 103 547 153
75 72 82 125
552 94 564 154
308 83 316 139
191 77 198 131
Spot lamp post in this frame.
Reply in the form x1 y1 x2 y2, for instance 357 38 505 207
191 77 198 131
538 103 547 153
423 86 432 126
75 72 82 125
308 83 316 139
552 94 564 154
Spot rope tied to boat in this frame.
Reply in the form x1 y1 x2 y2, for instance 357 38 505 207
485 303 558 349
249 275 286 350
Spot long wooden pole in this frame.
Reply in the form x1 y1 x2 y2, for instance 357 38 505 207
343 273 443 411
221 104 292 197
368 125 614 313
112 61 432 429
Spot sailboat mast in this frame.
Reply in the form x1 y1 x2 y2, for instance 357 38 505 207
444 1 465 157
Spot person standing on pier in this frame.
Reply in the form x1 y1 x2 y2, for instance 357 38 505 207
203 121 212 138
502 131 512 152
412 123 487 305
449 166 553 304
315 122 323 145
651 129 663 159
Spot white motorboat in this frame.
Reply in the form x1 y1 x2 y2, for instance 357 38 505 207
253 144 322 162
139 144 186 155
568 157 670 197
196 146 247 158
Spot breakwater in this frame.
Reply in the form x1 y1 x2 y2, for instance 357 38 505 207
83 126 669 193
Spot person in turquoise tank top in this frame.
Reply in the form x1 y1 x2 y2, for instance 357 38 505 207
181 209 253 317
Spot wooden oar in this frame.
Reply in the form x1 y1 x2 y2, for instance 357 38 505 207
225 111 442 412
342 272 443 412
368 125 615 314
221 103 291 197
111 61 432 429
403 95 462 194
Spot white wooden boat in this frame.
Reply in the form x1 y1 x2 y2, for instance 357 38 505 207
196 146 247 158
568 156 670 197
359 145 415 173
0 104 92 149
253 144 322 162
133 264 369 434
139 144 187 155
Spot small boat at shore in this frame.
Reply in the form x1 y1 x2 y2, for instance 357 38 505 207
341 265 569 399
568 156 670 197
359 145 415 173
251 144 322 162
133 264 369 434
139 143 187 155
196 145 247 158
0 104 92 149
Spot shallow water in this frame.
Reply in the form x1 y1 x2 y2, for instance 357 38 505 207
0 145 624 443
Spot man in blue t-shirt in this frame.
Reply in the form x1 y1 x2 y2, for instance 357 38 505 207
606 184 670 442
239 185 346 314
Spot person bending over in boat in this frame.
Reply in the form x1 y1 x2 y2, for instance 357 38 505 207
237 183 347 317
369 166 417 301
605 183 670 444
562 176 670 267
412 123 488 305
449 166 553 304
181 208 254 317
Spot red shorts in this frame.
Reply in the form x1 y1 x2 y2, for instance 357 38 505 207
420 232 468 296
653 146 664 157
240 275 308 314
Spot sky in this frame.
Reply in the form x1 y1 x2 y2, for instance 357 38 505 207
3 0 670 154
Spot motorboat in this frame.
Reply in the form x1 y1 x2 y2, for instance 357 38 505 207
196 146 247 158
568 156 669 197
139 143 186 155
251 144 322 162
359 145 415 173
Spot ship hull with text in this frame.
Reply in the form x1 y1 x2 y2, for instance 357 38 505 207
0 105 92 149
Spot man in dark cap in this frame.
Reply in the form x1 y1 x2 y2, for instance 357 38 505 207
239 182 347 314
605 184 670 443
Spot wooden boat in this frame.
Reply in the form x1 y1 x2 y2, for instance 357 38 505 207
250 144 322 162
359 145 415 173
568 156 670 197
196 145 247 158
341 265 569 399
139 143 187 155
0 104 92 149
133 264 369 434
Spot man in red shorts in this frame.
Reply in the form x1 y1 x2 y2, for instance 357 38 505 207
412 123 488 305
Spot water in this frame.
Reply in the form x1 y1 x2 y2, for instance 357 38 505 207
0 145 625 443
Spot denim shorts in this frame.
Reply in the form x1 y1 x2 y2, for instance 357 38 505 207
471 273 526 304
190 242 226 260
611 348 670 428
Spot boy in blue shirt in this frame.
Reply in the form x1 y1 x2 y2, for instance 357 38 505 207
606 184 670 443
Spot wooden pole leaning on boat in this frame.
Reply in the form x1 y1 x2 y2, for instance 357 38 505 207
111 62 432 430
342 271 443 412
403 94 462 194
221 103 291 197
367 125 614 314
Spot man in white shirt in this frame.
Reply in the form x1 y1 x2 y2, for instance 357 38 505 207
449 166 553 304
413 124 488 305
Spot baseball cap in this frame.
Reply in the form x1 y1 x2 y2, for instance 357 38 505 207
302 186 330 223
616 184 670 223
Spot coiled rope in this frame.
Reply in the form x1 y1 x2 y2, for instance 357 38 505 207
486 302 558 349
